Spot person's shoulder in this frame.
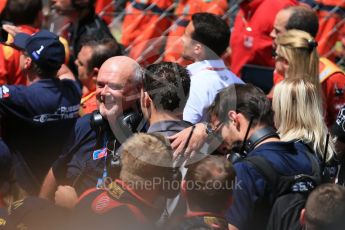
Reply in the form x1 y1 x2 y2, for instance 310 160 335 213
75 113 94 133
59 78 82 93
0 84 26 101
325 71 345 83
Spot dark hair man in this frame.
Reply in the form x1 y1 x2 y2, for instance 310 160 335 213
300 183 345 230
270 6 345 127
76 36 121 115
170 84 317 230
0 30 81 194
181 12 243 124
208 84 316 230
169 155 236 230
141 62 191 136
141 62 191 224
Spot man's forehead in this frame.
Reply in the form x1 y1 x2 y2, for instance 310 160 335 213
98 65 134 79
185 21 194 34
98 71 133 86
276 9 292 30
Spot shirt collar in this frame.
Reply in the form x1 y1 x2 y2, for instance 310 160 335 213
30 78 59 87
147 120 190 133
187 59 227 74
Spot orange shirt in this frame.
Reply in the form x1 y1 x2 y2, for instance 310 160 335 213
95 0 115 25
121 0 174 65
79 91 97 116
315 0 345 61
0 25 38 85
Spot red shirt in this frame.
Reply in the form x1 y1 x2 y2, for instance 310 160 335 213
229 0 297 76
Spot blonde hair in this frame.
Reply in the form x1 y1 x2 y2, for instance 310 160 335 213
276 29 321 94
273 78 333 162
120 133 174 184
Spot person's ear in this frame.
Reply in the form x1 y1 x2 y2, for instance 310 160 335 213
141 92 151 108
194 43 202 56
91 67 99 82
227 111 237 125
300 208 306 226
24 56 32 70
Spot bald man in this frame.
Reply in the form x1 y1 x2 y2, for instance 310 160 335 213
39 56 143 201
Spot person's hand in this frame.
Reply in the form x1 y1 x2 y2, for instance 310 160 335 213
168 123 208 159
2 24 21 37
55 185 78 209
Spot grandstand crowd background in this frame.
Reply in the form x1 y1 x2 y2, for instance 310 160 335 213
43 0 345 69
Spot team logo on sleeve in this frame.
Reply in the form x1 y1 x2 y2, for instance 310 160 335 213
0 86 10 99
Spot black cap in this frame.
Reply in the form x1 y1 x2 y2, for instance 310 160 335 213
13 30 65 71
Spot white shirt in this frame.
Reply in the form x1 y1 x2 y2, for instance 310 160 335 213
183 59 244 124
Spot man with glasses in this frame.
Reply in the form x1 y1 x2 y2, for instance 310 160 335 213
170 84 316 230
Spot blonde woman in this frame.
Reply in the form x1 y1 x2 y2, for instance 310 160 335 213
273 78 334 169
275 29 320 88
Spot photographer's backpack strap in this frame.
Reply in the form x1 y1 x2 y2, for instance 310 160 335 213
244 151 321 230
245 156 279 192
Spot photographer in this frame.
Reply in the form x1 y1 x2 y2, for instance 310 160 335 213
170 84 316 230
210 85 320 230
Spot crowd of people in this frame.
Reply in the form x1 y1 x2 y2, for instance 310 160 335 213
0 0 345 229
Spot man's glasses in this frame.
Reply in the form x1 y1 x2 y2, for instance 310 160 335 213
212 122 224 135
